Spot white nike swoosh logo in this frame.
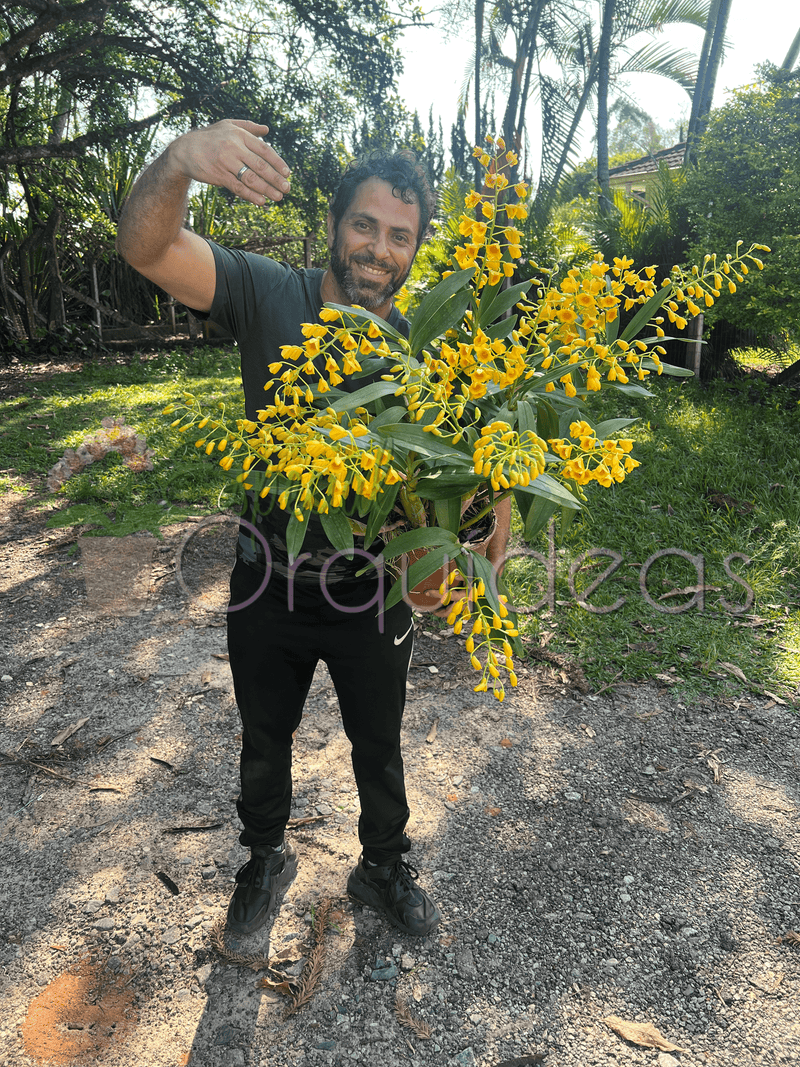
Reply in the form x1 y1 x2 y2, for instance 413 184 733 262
393 621 414 646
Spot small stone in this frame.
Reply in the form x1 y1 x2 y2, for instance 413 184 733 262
316 802 333 815
619 893 631 903
400 953 415 971
105 886 121 903
95 917 115 931
196 964 213 984
1 675 12 682
214 1024 236 1047
658 1054 680 1067
455 948 478 979
201 866 217 880
487 933 498 944
370 961 399 981
564 791 582 802
455 1048 477 1067
315 1041 336 1051
162 926 181 945
622 875 634 885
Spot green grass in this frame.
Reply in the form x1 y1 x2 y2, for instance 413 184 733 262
503 372 800 703
0 347 244 536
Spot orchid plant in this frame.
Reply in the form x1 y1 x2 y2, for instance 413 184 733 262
165 137 767 700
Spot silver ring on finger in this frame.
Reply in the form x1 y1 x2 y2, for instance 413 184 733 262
236 164 250 182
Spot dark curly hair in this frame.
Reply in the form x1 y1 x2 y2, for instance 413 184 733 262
329 150 436 249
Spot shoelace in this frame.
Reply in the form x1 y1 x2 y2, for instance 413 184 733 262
382 860 420 900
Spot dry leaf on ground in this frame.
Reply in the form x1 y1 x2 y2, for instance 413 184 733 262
394 994 431 1039
718 661 747 683
777 931 800 947
51 716 89 746
603 1015 687 1052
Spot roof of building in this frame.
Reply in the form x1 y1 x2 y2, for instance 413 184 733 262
608 142 686 180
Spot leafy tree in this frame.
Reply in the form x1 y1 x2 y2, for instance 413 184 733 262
684 67 800 341
0 0 422 343
450 109 471 180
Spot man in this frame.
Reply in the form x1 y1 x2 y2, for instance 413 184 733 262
116 119 442 940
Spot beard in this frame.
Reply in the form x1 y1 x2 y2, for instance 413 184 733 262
329 234 408 310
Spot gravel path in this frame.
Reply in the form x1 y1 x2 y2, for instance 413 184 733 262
1 502 798 1067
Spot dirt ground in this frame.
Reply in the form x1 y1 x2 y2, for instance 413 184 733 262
0 370 799 1067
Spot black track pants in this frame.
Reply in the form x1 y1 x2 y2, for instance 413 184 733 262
226 559 415 864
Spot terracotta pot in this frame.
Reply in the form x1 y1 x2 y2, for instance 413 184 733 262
400 511 498 613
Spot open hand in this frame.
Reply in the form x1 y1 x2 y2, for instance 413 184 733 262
169 119 291 206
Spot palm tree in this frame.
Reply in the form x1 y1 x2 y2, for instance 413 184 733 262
453 0 710 207
684 0 733 166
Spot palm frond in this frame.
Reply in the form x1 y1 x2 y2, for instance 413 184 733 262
614 0 711 35
617 41 700 93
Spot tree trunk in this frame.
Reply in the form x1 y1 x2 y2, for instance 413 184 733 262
596 0 617 213
474 0 485 187
781 25 800 70
685 0 732 165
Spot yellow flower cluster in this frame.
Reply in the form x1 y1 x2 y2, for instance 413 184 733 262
166 387 404 522
453 135 528 287
473 421 547 490
440 572 520 701
656 242 771 331
549 420 639 487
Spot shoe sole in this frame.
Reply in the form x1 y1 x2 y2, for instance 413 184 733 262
347 874 441 937
226 852 298 937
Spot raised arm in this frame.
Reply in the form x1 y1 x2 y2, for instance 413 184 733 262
116 120 291 313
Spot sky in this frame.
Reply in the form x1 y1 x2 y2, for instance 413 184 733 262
396 0 796 164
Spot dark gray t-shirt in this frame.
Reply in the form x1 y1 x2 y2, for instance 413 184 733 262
203 242 409 585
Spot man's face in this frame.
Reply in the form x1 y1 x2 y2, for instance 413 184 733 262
327 177 420 311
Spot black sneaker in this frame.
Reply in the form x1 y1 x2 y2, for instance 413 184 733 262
226 843 297 937
347 856 441 936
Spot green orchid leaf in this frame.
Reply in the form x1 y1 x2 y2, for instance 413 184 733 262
480 280 532 326
612 382 655 397
518 492 559 543
592 416 639 437
329 380 401 412
655 361 695 377
618 284 671 343
515 472 582 509
369 405 409 428
384 544 457 611
376 422 471 458
364 482 401 546
285 510 309 563
434 496 462 534
414 474 483 500
410 290 473 357
483 316 517 342
536 399 559 442
380 526 460 560
409 267 474 352
320 507 355 559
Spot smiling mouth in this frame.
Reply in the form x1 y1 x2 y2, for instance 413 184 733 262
354 260 392 280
